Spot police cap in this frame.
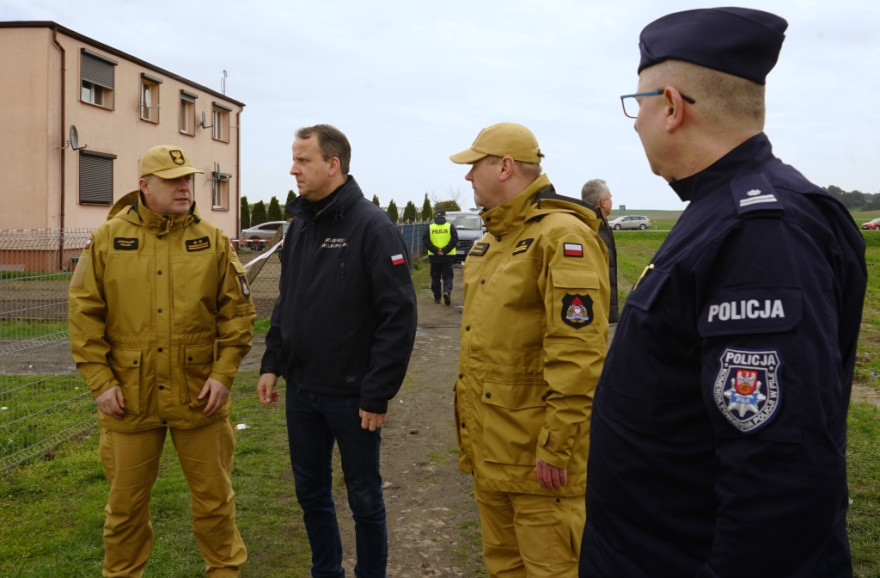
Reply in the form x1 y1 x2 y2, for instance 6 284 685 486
638 7 788 85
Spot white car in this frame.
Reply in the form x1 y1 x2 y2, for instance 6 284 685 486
240 220 289 250
608 215 651 230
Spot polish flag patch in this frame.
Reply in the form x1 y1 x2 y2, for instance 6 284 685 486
563 243 583 257
391 253 405 266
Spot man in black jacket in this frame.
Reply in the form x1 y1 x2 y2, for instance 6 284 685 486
580 179 618 323
257 124 417 578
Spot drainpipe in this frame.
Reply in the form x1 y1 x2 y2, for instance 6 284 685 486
52 27 66 270
236 108 242 242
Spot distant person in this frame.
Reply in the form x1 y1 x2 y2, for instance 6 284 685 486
69 144 255 576
581 8 867 577
580 179 618 323
423 208 459 305
450 122 609 577
257 124 418 577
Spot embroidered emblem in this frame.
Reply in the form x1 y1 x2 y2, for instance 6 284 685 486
713 348 782 433
739 189 778 207
113 237 138 250
238 274 251 298
469 242 489 257
169 149 186 165
391 253 405 266
513 238 534 255
563 243 583 258
84 238 92 250
561 293 593 329
186 237 211 252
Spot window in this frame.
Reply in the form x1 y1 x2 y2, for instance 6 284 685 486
79 151 117 205
140 74 162 123
180 90 198 135
212 170 231 210
80 49 116 109
211 103 231 142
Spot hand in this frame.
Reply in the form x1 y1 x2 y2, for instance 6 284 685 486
535 457 568 490
359 409 386 431
95 385 125 419
257 373 279 406
198 377 231 416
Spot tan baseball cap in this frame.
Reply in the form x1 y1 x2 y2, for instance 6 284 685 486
449 122 544 164
138 145 204 179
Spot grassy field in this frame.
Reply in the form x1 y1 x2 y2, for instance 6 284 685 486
0 214 878 576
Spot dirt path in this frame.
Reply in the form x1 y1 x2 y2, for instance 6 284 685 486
241 265 484 576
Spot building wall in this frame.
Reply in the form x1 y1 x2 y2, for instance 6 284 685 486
0 22 244 242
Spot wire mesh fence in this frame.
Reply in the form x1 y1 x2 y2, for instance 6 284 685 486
0 229 94 474
0 222 428 474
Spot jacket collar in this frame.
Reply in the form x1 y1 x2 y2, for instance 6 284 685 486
670 133 773 202
481 174 601 235
288 176 364 224
109 190 200 234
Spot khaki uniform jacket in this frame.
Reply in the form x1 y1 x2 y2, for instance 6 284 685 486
455 174 609 496
69 192 255 432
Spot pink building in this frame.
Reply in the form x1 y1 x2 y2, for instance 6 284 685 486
0 21 244 244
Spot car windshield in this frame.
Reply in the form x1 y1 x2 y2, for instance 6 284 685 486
446 214 482 230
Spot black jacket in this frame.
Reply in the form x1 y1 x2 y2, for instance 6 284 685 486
581 134 866 577
261 176 417 413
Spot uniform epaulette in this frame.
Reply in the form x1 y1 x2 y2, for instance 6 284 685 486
731 173 784 217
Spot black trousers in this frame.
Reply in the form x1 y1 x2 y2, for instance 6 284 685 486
430 261 454 297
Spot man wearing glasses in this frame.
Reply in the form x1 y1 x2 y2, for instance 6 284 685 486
581 8 866 577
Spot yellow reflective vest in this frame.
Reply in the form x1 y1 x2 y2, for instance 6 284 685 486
428 222 456 256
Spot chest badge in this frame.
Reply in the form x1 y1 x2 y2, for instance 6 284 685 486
561 293 593 329
713 347 782 433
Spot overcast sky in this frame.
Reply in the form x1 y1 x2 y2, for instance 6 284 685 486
3 0 877 211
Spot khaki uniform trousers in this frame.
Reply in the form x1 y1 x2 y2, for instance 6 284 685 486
473 484 584 578
99 419 246 577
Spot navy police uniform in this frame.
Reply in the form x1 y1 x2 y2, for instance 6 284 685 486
581 8 867 578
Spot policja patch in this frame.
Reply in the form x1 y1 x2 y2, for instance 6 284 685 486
561 293 593 329
713 347 781 433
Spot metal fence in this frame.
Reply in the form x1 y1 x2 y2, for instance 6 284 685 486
0 222 428 474
0 229 94 474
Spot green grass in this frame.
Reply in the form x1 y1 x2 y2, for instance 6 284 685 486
1 219 878 576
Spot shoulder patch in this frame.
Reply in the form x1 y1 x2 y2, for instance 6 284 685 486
513 238 533 255
561 293 593 329
469 242 489 257
732 173 784 217
713 347 782 433
186 236 211 252
563 243 583 258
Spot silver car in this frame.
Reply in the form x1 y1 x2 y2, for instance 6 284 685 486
240 220 289 250
608 215 651 230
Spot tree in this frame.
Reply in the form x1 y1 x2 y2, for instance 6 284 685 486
285 190 296 218
435 199 461 212
420 193 432 222
372 194 381 206
267 197 283 221
240 196 251 231
387 199 399 224
402 201 418 223
251 201 268 225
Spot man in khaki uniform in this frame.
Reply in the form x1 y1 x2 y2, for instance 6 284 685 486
69 145 255 577
450 123 609 577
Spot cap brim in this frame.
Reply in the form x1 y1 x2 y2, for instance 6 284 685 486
150 166 204 179
449 148 488 164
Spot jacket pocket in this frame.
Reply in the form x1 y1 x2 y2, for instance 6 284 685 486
481 381 546 466
183 344 215 408
108 348 142 415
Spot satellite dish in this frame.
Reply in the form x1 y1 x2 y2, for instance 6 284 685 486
69 125 79 150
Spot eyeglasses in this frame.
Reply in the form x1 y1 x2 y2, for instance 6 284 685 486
620 89 696 119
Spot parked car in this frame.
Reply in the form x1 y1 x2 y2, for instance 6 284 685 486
608 215 651 230
444 211 486 262
240 220 289 250
861 218 880 230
